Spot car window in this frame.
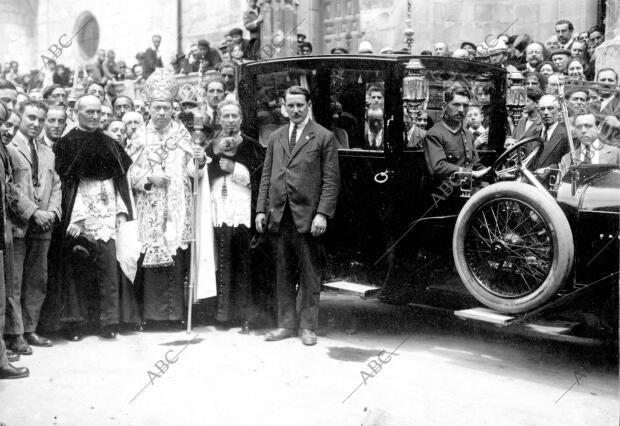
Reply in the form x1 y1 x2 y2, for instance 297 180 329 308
254 68 317 146
329 67 386 151
402 66 499 152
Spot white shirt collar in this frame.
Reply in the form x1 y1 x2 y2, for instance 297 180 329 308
601 95 616 112
288 114 311 143
544 122 558 140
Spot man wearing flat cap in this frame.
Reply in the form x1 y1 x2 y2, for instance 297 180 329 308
550 49 571 74
228 28 252 60
195 39 223 72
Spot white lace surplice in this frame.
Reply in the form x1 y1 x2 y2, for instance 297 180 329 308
69 178 127 242
210 162 251 228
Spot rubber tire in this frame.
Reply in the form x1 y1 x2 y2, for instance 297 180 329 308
453 182 574 313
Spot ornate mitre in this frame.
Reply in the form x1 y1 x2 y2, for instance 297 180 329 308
143 68 179 102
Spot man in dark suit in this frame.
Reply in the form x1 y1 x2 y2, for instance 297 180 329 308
256 86 340 346
364 107 384 150
143 35 163 79
596 68 620 142
531 94 571 169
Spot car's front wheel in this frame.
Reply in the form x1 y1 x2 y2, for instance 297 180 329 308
453 182 574 313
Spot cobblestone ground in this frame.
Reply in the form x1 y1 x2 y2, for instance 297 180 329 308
0 294 617 426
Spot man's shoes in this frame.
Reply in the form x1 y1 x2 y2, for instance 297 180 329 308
264 328 297 341
238 320 250 335
0 364 29 380
67 329 83 342
7 336 33 356
100 326 118 339
25 332 53 347
7 349 20 363
300 329 317 346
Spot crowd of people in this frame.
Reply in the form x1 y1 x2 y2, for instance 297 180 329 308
0 7 618 381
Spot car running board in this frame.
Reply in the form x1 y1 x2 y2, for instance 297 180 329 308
322 281 380 298
454 308 515 325
454 307 602 345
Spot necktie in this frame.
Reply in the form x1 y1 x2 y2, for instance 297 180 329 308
372 134 377 148
583 145 592 164
211 110 218 127
541 127 548 142
289 124 298 152
29 139 39 187
473 130 480 140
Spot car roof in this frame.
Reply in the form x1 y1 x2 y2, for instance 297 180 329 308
241 54 508 76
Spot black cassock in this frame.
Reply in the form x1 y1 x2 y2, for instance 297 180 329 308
46 128 137 329
207 134 264 323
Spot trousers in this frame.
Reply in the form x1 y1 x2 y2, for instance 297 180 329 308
273 206 322 330
6 237 50 334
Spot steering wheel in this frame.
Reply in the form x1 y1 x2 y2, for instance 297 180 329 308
488 136 544 180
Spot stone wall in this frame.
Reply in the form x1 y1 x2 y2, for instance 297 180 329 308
0 0 37 70
351 0 599 54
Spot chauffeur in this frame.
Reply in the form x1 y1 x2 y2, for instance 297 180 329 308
423 84 489 182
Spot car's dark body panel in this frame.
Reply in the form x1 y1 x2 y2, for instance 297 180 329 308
557 166 620 286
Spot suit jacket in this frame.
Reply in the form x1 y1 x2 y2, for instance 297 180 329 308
532 123 572 170
363 125 384 150
144 47 163 78
601 94 620 117
559 141 620 178
257 120 340 233
406 126 426 149
512 114 543 141
7 131 62 239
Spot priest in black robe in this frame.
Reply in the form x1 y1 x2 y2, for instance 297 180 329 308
53 94 134 340
206 99 264 331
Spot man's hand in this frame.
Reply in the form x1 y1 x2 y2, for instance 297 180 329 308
66 223 82 238
311 213 327 237
148 171 171 187
192 146 206 161
474 132 489 149
116 213 128 229
32 210 53 232
256 14 263 24
471 167 491 179
604 115 620 129
255 213 266 234
220 158 235 173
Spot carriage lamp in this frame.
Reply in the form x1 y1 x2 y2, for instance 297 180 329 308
506 71 527 124
402 58 428 119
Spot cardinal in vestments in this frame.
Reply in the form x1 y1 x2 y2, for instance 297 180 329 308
128 68 216 326
53 94 134 340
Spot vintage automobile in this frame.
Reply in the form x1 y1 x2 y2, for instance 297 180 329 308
238 55 619 343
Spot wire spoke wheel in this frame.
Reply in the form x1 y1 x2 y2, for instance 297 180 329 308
453 182 574 313
464 198 552 298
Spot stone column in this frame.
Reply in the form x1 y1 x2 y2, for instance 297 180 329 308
259 0 298 59
595 0 620 73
